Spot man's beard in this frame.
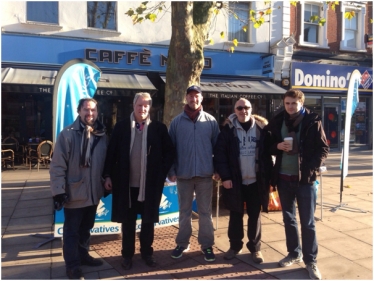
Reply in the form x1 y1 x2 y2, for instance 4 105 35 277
82 116 96 126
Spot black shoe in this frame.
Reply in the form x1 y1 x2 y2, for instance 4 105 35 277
121 257 132 270
142 255 157 267
66 267 84 280
81 255 103 267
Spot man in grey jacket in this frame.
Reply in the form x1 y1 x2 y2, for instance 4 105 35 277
50 98 107 280
168 85 220 262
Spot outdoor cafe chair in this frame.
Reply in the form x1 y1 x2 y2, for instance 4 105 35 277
26 140 53 171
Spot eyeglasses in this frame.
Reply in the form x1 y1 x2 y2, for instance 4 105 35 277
236 106 251 111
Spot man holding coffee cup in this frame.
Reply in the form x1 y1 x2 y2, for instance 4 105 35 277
265 89 329 280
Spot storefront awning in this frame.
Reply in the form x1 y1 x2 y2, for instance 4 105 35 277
98 73 156 89
2 68 157 96
2 68 57 93
95 73 157 97
160 76 285 96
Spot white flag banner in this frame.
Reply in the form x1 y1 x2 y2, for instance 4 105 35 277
342 69 360 179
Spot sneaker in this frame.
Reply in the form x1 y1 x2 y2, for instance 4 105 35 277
306 262 322 280
202 247 215 262
252 251 264 264
224 249 242 260
66 267 84 280
171 245 189 259
279 253 303 267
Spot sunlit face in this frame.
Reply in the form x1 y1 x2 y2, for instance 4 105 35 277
134 97 151 122
186 91 203 110
284 96 303 115
78 101 98 126
234 100 252 123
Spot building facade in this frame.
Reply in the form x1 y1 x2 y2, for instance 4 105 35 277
1 1 372 149
284 1 373 150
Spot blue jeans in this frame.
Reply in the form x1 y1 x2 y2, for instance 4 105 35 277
176 177 214 250
63 205 97 270
277 178 318 264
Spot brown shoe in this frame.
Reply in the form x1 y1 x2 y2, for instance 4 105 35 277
66 267 84 280
252 251 264 264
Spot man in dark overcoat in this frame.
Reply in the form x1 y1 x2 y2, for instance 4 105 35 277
103 92 175 270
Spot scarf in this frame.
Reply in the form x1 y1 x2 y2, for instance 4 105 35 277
184 104 202 122
130 112 151 202
80 120 106 167
284 107 305 155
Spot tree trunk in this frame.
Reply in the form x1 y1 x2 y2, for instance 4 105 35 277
163 1 215 128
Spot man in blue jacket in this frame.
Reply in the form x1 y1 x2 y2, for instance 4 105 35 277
168 85 220 262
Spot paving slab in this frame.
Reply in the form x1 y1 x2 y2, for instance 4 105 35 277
6 215 53 232
344 228 373 245
12 205 53 218
2 228 52 246
15 197 53 209
318 255 373 280
319 236 373 261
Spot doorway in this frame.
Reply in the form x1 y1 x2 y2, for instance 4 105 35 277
323 104 341 150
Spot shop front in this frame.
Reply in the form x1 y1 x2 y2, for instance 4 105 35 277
290 62 373 150
2 33 287 142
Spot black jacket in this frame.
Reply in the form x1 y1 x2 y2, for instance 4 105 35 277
213 115 273 213
265 108 329 186
103 118 175 223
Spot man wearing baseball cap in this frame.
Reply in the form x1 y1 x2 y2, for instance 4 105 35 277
168 85 220 262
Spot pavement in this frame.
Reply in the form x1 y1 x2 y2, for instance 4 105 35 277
1 145 373 280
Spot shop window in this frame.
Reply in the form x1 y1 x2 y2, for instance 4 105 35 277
26 1 58 24
87 1 117 31
340 2 366 52
228 2 251 42
299 2 328 49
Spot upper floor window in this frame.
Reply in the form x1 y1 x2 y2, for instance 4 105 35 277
304 4 319 43
344 12 358 48
87 2 117 31
27 1 58 24
299 2 328 49
228 2 250 42
340 2 367 52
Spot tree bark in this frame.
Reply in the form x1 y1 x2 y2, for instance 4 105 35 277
163 1 215 128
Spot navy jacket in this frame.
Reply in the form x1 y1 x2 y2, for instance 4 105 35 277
265 108 329 186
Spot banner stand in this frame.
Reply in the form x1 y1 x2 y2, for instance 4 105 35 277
327 149 367 214
30 234 60 249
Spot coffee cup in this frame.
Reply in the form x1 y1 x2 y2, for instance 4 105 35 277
284 137 293 151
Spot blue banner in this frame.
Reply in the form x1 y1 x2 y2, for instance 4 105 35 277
52 59 101 142
54 184 179 237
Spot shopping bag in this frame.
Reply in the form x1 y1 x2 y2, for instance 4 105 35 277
268 189 282 211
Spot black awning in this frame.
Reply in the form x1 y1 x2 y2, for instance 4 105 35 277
96 73 157 97
2 68 57 94
160 76 285 97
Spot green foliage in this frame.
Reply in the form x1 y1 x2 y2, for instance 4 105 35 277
125 1 167 25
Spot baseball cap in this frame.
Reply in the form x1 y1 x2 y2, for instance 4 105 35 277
186 85 202 95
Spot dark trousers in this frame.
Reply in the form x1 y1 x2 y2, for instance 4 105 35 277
121 187 154 259
277 178 318 264
228 182 262 253
63 205 98 270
